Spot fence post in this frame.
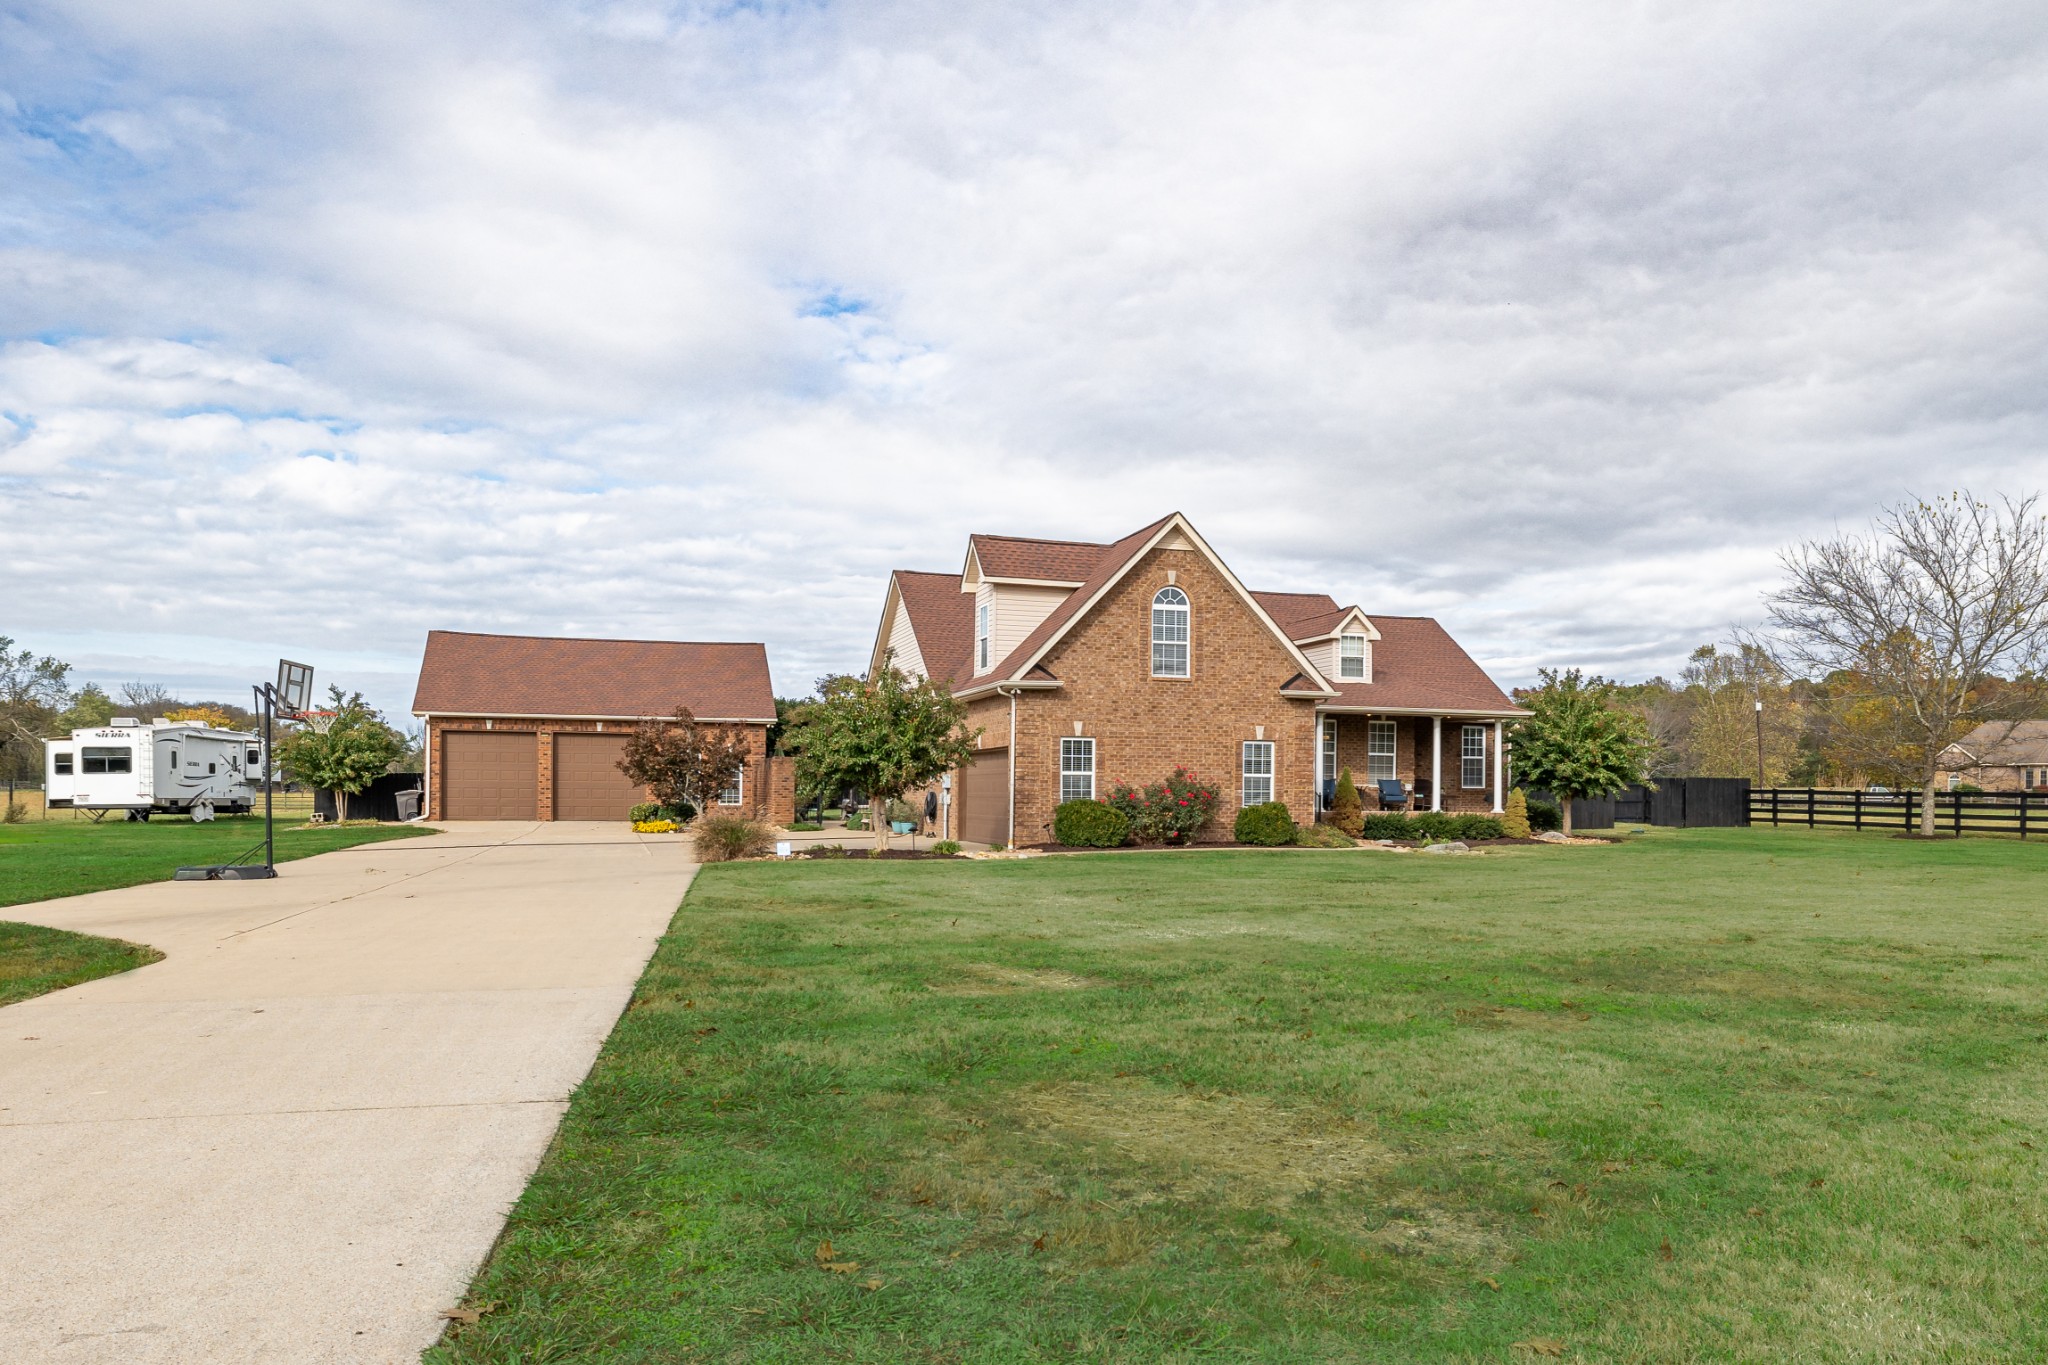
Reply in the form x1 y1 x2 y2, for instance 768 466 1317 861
1905 789 1914 832
1771 789 1780 826
2023 793 2030 840
1953 792 1962 839
1807 788 1816 828
1854 789 1863 831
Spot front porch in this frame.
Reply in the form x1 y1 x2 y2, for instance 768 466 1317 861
1314 712 1510 816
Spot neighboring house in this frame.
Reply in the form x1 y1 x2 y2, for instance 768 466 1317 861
867 512 1526 846
1938 720 2048 792
412 631 793 822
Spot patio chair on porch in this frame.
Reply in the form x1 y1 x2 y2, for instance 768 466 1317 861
1375 779 1409 809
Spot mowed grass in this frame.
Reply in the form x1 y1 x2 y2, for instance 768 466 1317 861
0 813 430 909
433 830 2048 1363
0 919 162 1006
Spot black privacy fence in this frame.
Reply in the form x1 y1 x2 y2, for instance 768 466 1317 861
1749 788 2048 838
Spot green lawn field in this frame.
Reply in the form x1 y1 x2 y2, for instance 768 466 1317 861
0 814 430 909
432 828 2048 1363
0 919 163 1007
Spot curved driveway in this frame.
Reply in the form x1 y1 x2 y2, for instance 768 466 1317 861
0 822 693 1364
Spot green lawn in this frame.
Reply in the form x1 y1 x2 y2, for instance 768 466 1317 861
0 919 163 1007
0 814 431 909
432 829 2048 1363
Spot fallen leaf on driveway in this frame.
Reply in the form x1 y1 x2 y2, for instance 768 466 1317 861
1513 1339 1566 1356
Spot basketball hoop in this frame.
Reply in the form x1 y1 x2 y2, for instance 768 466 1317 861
301 709 337 734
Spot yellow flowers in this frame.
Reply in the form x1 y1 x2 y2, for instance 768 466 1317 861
632 819 679 833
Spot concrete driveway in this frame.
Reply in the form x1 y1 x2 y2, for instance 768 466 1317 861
0 822 694 1364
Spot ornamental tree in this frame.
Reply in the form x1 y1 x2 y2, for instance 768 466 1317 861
616 706 751 819
274 687 408 821
781 667 980 849
1508 669 1656 835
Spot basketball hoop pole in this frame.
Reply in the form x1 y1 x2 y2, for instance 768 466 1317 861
176 660 311 881
258 681 275 874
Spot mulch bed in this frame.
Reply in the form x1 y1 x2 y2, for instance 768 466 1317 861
791 847 966 860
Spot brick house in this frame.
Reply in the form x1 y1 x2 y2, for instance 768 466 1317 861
1938 721 2048 792
412 631 794 823
867 512 1525 846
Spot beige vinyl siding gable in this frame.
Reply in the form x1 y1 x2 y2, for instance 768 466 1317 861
973 582 1072 677
885 596 928 680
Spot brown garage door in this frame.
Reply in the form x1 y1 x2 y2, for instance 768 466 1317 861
553 733 647 821
957 748 1010 846
441 730 538 820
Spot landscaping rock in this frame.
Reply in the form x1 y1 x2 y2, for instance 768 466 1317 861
1422 841 1471 855
1533 831 1571 843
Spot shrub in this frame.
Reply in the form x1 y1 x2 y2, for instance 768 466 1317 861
1054 799 1130 848
1293 821 1355 848
1405 811 1459 840
1106 767 1221 844
932 840 962 856
1234 801 1296 846
1454 814 1505 841
666 801 697 824
1502 789 1532 840
2 802 25 824
629 801 663 824
1361 812 1410 840
1526 798 1562 833
693 811 775 862
988 840 1006 853
1329 767 1364 837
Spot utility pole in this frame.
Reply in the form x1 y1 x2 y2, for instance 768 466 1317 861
1754 698 1767 788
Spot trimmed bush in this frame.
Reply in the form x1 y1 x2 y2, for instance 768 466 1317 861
1293 821 1355 848
693 811 776 862
1526 798 1562 833
1361 812 1410 840
1329 768 1364 837
1234 801 1296 846
1502 789 1532 840
1454 814 1505 841
1405 811 1459 840
931 840 962 856
629 801 663 824
1054 800 1130 848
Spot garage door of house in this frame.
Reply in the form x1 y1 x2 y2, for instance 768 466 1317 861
957 748 1010 846
553 733 646 821
441 730 538 820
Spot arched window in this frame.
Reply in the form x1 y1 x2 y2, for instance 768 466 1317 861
1151 586 1190 677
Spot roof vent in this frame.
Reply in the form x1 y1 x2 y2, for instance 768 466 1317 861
111 717 142 726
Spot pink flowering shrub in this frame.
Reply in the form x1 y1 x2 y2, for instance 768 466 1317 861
1104 766 1220 844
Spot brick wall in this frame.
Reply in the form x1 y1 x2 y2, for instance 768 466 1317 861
765 755 797 825
426 716 773 820
1007 543 1319 845
1324 714 1503 814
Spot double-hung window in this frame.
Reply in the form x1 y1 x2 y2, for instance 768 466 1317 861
1151 587 1190 677
1339 633 1367 680
718 765 744 806
1366 721 1396 783
1461 725 1487 789
975 601 992 672
1060 737 1096 802
1241 741 1274 806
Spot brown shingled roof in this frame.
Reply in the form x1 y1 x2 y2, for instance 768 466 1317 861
1320 616 1522 714
891 570 977 686
969 533 1111 584
986 515 1178 679
1250 591 1341 637
413 631 775 721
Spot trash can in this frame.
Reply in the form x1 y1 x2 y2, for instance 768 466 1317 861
394 789 423 821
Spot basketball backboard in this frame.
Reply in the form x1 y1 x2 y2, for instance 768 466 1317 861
276 659 315 714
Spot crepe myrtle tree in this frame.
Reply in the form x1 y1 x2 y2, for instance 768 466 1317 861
1761 492 2048 837
1508 669 1656 835
783 665 981 849
616 706 751 819
274 687 408 821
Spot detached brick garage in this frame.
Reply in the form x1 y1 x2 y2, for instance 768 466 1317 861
412 631 794 824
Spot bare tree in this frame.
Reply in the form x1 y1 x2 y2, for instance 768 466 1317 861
1762 492 2048 836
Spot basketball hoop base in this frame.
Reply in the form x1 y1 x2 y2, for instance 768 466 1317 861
175 865 278 881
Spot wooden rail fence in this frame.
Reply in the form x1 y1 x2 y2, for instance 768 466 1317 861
1748 788 2046 838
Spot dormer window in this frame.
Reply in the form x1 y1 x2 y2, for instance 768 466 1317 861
1339 633 1367 680
976 601 991 671
1151 587 1190 677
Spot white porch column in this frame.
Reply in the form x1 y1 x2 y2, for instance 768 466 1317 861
1313 713 1324 812
1430 716 1442 812
1492 719 1505 813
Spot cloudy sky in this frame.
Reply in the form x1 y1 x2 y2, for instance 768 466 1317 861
5 0 2047 719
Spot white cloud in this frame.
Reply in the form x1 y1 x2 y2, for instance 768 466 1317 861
4 0 2048 718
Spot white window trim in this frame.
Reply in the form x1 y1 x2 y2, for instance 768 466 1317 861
1461 724 1487 789
975 601 991 672
1339 633 1368 680
1366 720 1397 784
1060 736 1096 803
1151 585 1191 679
1241 740 1275 807
718 765 744 806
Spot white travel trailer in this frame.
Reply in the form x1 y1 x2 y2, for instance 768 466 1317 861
46 718 266 820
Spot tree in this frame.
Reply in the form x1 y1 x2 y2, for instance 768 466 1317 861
1762 492 2048 837
1 637 73 783
1508 669 1657 835
164 705 238 729
119 680 174 720
1329 767 1363 837
1677 643 1805 784
274 688 407 820
57 683 116 733
781 668 981 849
616 707 751 819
